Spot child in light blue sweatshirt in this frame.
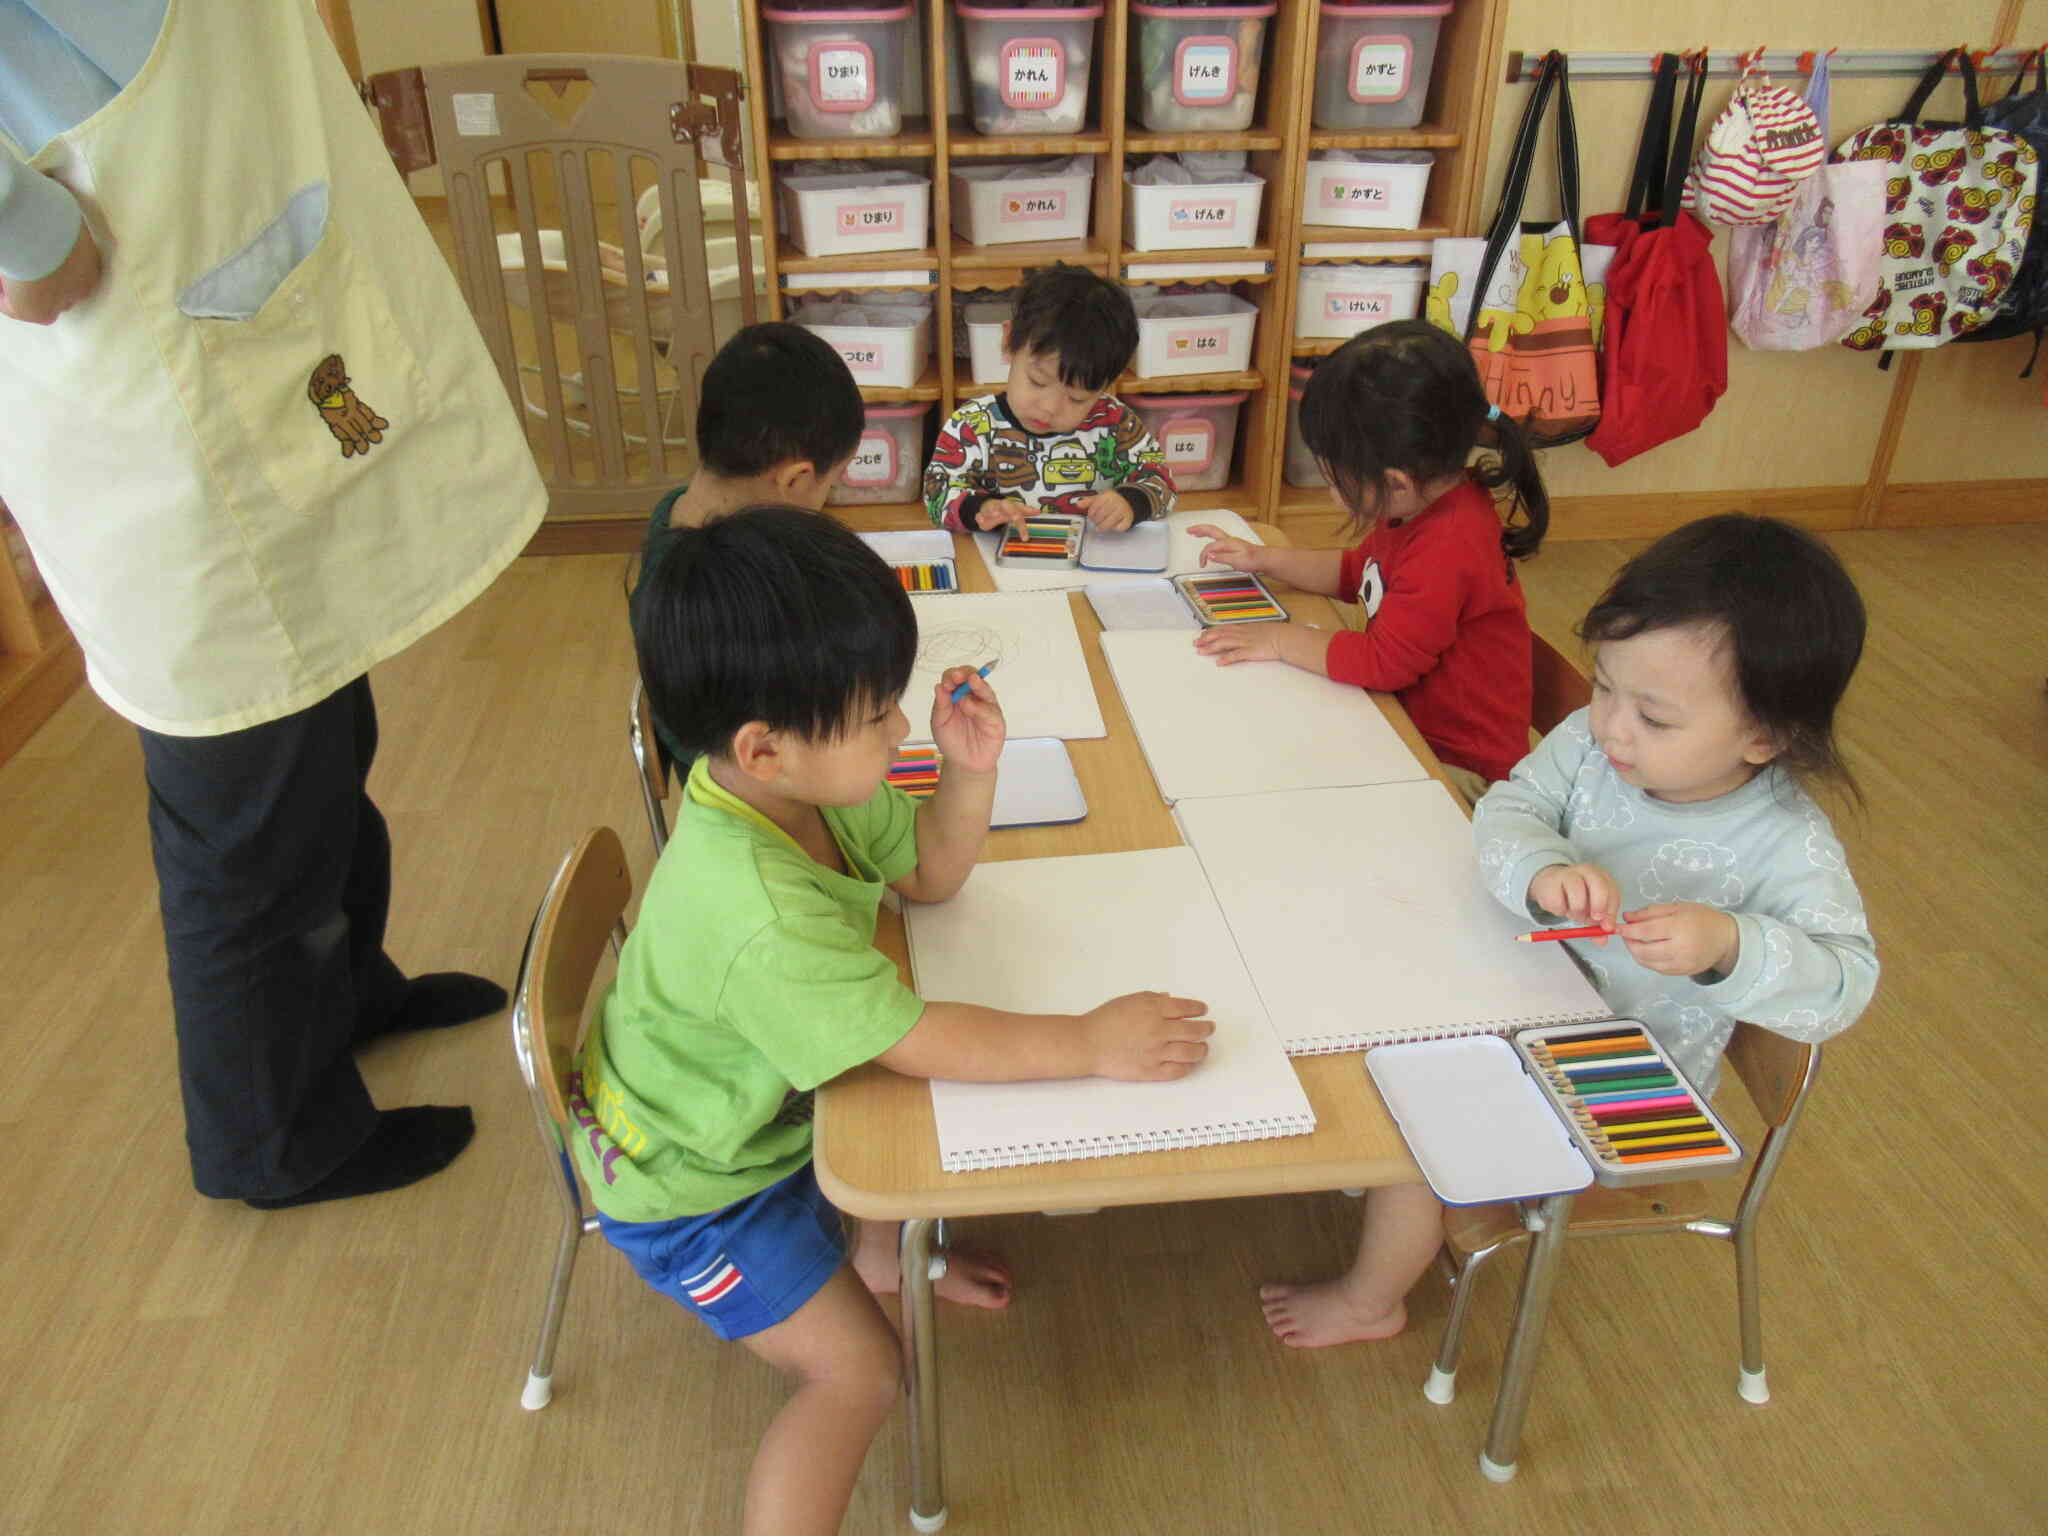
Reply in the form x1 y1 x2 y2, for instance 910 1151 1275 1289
1261 514 1877 1350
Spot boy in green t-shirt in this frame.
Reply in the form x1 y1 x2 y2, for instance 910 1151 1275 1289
579 506 1214 1535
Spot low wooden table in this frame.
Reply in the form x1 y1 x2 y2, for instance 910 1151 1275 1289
816 524 1574 1527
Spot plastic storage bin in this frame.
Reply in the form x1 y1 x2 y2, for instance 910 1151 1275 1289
777 166 932 256
791 295 933 388
950 158 1096 245
765 5 915 140
1312 2 1452 130
1304 149 1435 229
1129 2 1275 133
956 3 1103 136
1131 290 1258 377
963 302 1014 382
830 402 929 505
1295 262 1427 337
1125 391 1245 491
1124 159 1265 251
1284 362 1327 487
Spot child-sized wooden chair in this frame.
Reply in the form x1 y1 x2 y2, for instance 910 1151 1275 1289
510 826 633 1410
1530 629 1593 736
1425 1022 1823 1411
629 679 673 855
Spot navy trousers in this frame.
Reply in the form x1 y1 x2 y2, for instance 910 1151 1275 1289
139 676 407 1199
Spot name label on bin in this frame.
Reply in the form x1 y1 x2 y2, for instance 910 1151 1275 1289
844 430 898 486
1348 37 1412 103
837 201 906 236
1169 198 1240 232
1175 38 1239 106
1325 289 1397 322
1003 191 1069 222
1319 177 1392 209
811 43 876 112
1162 420 1216 471
1167 327 1231 360
838 343 887 375
1001 39 1067 110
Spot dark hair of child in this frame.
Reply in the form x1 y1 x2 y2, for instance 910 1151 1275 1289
1299 319 1549 560
633 506 917 762
1004 263 1141 393
1578 514 1867 797
696 322 866 479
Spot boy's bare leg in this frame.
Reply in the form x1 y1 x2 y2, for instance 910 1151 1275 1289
851 1216 1013 1309
1260 1181 1444 1348
739 1265 904 1536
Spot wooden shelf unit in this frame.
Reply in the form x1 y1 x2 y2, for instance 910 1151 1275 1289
740 0 1507 528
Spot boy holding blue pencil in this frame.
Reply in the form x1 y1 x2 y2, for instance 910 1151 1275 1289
586 506 1215 1535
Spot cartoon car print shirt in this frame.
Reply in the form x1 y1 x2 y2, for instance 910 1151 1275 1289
923 392 1177 531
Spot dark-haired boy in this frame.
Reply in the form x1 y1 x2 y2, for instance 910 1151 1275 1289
635 321 868 769
925 264 1176 534
593 506 1214 1533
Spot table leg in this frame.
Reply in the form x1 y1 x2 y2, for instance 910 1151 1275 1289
900 1217 948 1532
1479 1192 1575 1483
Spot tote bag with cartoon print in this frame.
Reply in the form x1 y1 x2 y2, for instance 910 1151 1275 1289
1833 49 2040 352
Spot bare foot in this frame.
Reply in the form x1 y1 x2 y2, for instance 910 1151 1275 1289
851 1222 1014 1310
1259 1280 1406 1348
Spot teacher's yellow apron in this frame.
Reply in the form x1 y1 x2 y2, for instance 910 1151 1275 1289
0 0 545 735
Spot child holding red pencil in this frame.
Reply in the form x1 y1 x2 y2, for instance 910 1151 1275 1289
1190 321 1548 803
1260 515 1878 1350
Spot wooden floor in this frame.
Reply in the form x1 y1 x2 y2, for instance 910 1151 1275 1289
2 526 2043 1534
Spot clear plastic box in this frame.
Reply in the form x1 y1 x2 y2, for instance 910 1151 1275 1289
956 2 1104 136
1295 262 1427 337
1125 390 1246 491
1129 2 1275 133
764 4 915 140
830 403 930 505
1311 1 1452 130
1285 362 1328 488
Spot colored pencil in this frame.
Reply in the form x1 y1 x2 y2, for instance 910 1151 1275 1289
1516 923 1615 942
949 659 998 703
1541 1035 1650 1057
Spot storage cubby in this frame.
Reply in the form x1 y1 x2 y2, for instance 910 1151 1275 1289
739 0 1507 530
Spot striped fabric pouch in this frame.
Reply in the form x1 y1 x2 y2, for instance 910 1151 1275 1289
1683 53 1826 225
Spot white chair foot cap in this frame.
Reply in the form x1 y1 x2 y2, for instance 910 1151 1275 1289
909 1504 949 1533
1738 1366 1770 1404
1479 1453 1518 1484
1339 1188 1365 1198
1423 1366 1457 1405
926 1254 949 1281
521 1372 553 1411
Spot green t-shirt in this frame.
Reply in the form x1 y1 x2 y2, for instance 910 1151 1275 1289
571 758 926 1222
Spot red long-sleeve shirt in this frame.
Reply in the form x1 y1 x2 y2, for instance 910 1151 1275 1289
1327 477 1532 783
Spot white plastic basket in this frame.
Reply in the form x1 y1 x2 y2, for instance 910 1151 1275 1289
764 4 916 140
1303 150 1434 230
1131 291 1258 377
1123 163 1266 251
792 295 934 388
1284 362 1327 487
778 166 932 256
963 303 1014 383
1295 262 1427 338
950 158 1095 246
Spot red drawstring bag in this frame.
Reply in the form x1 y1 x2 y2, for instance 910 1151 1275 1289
1584 53 1729 467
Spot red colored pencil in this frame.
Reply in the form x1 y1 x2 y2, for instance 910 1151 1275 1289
1514 923 1615 943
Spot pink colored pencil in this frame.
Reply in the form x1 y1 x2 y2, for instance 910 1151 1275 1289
1515 923 1614 942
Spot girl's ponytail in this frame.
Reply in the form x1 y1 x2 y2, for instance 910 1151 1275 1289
1476 408 1549 561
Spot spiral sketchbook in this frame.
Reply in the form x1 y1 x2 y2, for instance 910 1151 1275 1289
904 846 1316 1172
1174 781 1611 1055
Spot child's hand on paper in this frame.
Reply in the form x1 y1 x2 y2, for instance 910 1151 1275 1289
1077 491 1135 532
1189 526 1267 574
975 499 1036 533
1619 903 1740 978
1082 991 1214 1081
1194 621 1289 666
929 665 1006 775
1528 862 1621 942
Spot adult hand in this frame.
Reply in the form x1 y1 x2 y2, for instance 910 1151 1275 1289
0 221 103 325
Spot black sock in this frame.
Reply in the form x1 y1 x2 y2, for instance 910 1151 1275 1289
354 972 507 1047
245 1106 475 1209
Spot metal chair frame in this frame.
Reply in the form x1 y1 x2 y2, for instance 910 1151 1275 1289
629 678 672 856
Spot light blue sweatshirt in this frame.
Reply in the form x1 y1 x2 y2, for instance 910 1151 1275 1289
0 1 164 278
1473 707 1878 1094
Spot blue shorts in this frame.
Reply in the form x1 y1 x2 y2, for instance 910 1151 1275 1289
596 1164 848 1341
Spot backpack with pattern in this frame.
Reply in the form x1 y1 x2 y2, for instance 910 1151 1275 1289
1952 50 2048 370
1833 50 2040 353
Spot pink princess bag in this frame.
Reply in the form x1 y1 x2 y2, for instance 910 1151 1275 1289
1728 52 1887 349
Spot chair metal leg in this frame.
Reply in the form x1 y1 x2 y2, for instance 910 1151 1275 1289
1479 1192 1575 1483
1733 1213 1768 1404
900 1217 948 1533
523 1154 588 1410
1425 1235 1513 1406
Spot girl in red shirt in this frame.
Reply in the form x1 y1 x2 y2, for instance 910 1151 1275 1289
1191 320 1549 797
